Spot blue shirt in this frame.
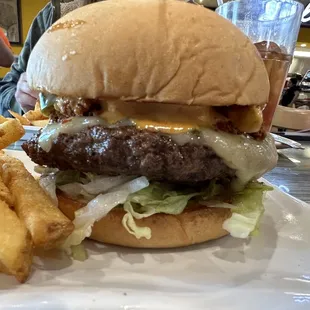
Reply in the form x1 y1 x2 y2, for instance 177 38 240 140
0 3 54 117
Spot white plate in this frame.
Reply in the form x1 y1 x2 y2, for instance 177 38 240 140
21 126 41 141
1 150 310 309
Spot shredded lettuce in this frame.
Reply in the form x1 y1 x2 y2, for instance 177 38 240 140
122 212 152 240
39 174 58 205
62 176 149 252
55 170 81 186
57 183 95 201
119 183 199 238
127 183 199 214
59 175 135 199
222 182 273 238
121 181 272 240
34 165 58 175
71 244 88 261
37 169 83 201
37 166 273 250
39 170 136 202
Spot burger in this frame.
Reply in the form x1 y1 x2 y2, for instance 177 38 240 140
22 0 278 250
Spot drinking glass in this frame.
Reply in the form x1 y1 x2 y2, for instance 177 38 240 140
216 0 304 130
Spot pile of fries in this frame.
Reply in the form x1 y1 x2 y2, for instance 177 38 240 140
9 102 49 127
0 117 73 283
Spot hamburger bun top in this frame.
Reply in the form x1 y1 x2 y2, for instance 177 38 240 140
27 0 270 107
58 192 231 248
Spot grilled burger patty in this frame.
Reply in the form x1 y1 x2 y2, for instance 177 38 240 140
22 126 235 183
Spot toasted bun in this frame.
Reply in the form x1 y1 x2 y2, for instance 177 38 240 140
58 192 231 248
27 0 269 107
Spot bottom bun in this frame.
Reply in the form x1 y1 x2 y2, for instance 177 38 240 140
58 192 231 248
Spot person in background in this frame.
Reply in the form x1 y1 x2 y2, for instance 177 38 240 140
0 3 53 116
280 77 301 107
0 28 14 68
0 0 98 117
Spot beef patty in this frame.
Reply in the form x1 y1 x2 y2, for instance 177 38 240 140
22 126 235 183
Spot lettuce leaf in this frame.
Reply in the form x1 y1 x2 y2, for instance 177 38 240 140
62 176 149 252
222 182 273 238
39 173 58 205
122 211 152 240
128 183 199 214
55 170 81 186
38 169 135 202
71 244 88 261
120 183 200 238
38 165 273 248
121 181 272 240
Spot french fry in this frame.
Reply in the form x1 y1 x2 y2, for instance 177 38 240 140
8 110 31 126
0 199 33 283
10 101 49 128
0 174 14 206
0 115 7 124
23 110 47 121
0 154 74 250
34 101 41 111
31 120 49 127
0 119 25 150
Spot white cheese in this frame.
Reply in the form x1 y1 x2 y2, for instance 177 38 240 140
171 129 278 187
38 117 106 152
38 117 277 186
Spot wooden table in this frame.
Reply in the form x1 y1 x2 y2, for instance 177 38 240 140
264 143 310 204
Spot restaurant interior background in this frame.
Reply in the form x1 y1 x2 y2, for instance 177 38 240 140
1 0 310 119
1 0 310 78
2 0 310 78
0 0 49 78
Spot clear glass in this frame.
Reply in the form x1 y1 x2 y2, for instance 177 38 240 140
216 0 304 130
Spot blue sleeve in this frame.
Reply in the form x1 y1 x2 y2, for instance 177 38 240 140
0 3 54 117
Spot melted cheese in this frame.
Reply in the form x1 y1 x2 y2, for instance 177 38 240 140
38 116 277 186
99 101 221 134
100 111 194 133
171 129 277 187
134 120 193 133
38 117 106 152
98 101 263 134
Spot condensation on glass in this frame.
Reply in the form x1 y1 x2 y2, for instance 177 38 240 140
216 0 304 130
